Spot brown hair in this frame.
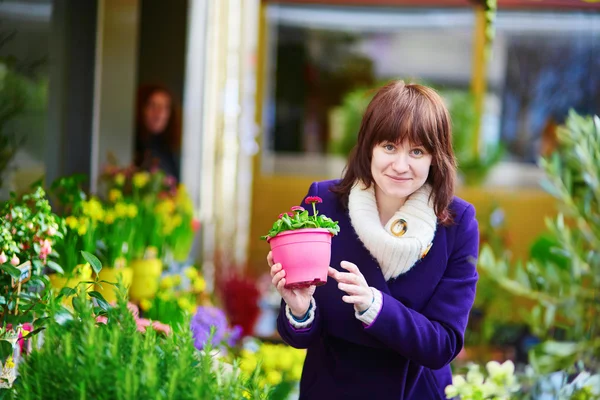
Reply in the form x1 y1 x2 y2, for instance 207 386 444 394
331 80 457 225
135 84 182 152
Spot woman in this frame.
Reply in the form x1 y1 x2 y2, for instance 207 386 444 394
267 81 479 399
134 84 181 180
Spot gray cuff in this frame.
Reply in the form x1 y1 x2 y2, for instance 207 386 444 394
286 297 316 329
355 288 383 325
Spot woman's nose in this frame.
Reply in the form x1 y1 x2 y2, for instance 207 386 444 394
392 154 410 172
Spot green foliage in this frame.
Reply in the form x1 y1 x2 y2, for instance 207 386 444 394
441 90 504 186
328 86 375 156
261 200 340 240
478 111 600 377
12 286 268 400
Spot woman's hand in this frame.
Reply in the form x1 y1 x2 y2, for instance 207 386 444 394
328 261 373 313
268 251 316 318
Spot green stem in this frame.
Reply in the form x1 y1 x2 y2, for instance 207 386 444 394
312 203 317 219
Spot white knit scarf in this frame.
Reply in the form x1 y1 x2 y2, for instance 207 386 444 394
348 182 437 280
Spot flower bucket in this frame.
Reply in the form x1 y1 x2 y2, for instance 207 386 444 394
267 228 332 289
96 266 133 303
48 264 93 305
129 258 163 301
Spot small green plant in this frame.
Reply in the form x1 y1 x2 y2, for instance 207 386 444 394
260 196 340 240
12 265 268 399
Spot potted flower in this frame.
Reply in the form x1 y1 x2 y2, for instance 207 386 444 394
261 196 340 289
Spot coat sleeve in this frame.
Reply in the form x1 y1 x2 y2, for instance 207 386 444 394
363 204 479 369
276 182 323 348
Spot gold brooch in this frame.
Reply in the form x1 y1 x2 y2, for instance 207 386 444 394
390 219 408 237
421 242 433 259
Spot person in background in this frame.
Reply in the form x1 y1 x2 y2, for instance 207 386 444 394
267 80 480 399
134 84 181 181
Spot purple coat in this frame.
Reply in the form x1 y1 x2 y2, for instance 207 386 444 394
277 180 479 399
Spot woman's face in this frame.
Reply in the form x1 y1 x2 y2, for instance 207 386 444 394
143 91 171 134
371 140 433 205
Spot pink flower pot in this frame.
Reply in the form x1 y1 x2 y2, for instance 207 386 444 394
267 228 332 289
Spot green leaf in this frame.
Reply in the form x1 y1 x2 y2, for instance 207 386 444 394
81 251 102 274
46 260 64 274
0 264 21 280
58 287 77 299
88 291 111 311
0 341 12 362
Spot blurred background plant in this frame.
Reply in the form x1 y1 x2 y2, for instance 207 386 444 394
238 340 306 400
140 266 207 327
475 110 600 396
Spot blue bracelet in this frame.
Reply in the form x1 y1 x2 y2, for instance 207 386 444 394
358 291 375 315
291 302 312 323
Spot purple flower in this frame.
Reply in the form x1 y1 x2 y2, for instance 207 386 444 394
190 306 241 350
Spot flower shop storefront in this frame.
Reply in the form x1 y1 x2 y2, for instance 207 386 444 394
1 0 600 398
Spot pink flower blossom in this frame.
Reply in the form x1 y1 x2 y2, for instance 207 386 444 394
10 255 19 266
152 321 172 336
305 196 323 205
127 302 140 319
136 318 152 333
291 206 305 212
96 316 108 325
0 252 8 264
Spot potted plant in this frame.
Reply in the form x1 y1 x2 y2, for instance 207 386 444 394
261 196 340 289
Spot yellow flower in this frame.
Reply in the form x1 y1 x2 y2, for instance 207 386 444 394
108 189 122 202
159 276 174 289
85 198 105 222
140 298 152 311
114 173 125 186
155 199 175 215
184 267 199 280
240 351 258 374
177 297 192 311
5 356 14 369
115 203 129 218
172 214 182 228
77 222 88 236
127 204 138 218
104 211 116 225
132 172 150 188
65 216 78 230
192 276 206 293
242 391 251 399
290 364 303 381
266 370 282 386
172 274 182 286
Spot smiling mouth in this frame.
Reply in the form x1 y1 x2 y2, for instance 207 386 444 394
387 175 411 182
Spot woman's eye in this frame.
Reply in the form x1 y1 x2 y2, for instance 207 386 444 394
384 144 395 151
411 148 424 156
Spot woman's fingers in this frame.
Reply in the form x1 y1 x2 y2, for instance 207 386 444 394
270 263 282 278
337 282 365 296
340 261 362 277
271 268 286 286
276 277 287 292
341 295 362 304
330 271 359 285
267 251 274 267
